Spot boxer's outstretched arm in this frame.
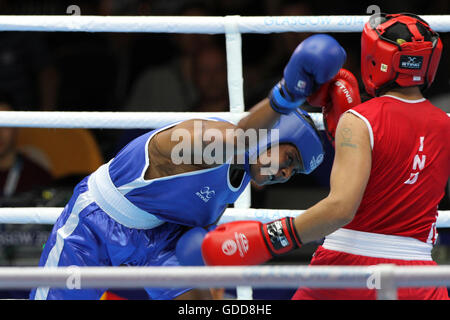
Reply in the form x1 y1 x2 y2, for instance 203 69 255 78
237 98 280 132
151 99 282 166
293 112 372 243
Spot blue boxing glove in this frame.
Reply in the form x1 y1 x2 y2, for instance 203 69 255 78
175 227 208 266
269 34 347 114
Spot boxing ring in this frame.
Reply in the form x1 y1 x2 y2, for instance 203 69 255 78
0 14 450 300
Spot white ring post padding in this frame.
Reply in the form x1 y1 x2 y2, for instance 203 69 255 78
0 207 449 228
0 265 449 290
1 15 450 33
225 15 252 216
225 15 245 114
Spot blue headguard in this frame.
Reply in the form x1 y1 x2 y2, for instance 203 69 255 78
246 108 324 175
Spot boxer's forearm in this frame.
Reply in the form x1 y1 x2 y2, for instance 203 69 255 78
237 98 281 131
293 196 355 244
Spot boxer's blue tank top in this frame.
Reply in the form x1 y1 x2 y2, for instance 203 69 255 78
106 120 251 227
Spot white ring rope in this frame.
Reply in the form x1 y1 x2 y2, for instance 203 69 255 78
0 265 449 291
0 111 248 128
1 15 450 33
0 111 327 129
0 207 449 228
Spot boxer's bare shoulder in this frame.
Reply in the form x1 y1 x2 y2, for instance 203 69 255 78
145 119 237 180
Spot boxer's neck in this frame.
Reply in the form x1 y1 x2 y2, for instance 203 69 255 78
384 86 424 101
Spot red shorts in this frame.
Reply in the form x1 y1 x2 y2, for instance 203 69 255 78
292 246 449 300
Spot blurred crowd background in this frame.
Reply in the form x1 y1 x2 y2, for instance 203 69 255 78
0 0 448 293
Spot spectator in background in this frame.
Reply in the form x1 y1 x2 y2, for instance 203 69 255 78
0 0 59 111
125 2 216 113
98 0 156 107
0 31 58 111
191 43 229 112
0 102 53 197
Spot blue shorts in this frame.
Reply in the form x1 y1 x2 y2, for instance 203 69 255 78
29 177 189 300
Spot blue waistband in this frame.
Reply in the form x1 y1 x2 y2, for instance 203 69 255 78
87 161 164 230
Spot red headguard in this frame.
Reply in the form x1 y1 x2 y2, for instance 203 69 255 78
361 13 442 97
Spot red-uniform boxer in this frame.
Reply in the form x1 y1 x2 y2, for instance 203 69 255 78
202 13 450 300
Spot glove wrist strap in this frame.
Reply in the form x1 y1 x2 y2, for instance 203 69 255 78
269 81 305 114
261 217 302 257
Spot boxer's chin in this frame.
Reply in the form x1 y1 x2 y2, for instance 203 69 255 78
250 164 276 186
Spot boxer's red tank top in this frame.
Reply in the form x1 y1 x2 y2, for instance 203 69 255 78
344 95 450 244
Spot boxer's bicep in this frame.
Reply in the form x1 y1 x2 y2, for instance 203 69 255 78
328 112 372 218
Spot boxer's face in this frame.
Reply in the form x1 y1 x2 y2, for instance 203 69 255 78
250 143 302 186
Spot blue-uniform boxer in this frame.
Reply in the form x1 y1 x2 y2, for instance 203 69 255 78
30 34 345 300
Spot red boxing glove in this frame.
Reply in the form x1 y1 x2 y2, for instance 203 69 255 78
201 218 302 266
307 68 361 145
